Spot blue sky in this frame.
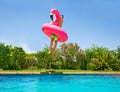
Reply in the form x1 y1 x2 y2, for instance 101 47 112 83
0 0 120 53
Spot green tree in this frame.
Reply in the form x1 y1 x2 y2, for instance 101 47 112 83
87 45 110 70
59 43 85 69
108 46 120 71
36 47 52 69
0 43 9 69
12 47 26 70
24 53 38 69
85 45 119 71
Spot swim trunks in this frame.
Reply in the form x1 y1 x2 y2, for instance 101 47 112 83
51 34 58 41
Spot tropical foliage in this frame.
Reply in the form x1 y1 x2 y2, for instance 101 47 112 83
0 42 120 71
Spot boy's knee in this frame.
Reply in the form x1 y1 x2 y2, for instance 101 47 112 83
55 40 58 43
51 37 54 41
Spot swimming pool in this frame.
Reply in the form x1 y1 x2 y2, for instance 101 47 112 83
0 74 120 92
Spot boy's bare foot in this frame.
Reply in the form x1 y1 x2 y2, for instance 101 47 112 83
48 51 51 54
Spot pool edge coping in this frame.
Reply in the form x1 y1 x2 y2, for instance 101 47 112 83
0 72 120 74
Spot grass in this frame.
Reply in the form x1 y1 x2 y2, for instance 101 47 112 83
0 69 82 72
0 69 120 74
0 69 107 72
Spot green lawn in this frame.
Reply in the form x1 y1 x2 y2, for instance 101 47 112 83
0 69 120 73
0 69 85 72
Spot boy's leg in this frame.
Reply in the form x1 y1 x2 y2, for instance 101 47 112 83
53 34 58 51
52 37 58 58
53 40 58 51
49 37 54 53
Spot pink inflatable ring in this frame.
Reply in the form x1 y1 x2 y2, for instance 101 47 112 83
42 9 68 42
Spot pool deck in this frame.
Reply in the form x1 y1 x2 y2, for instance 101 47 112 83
0 71 120 74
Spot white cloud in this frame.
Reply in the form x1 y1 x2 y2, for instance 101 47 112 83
0 39 10 44
0 39 35 53
19 43 35 53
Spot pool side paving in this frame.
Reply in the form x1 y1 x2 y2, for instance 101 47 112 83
0 71 120 74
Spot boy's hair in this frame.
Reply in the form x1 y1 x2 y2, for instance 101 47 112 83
61 15 64 18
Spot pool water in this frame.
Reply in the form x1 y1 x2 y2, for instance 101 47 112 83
0 74 120 92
